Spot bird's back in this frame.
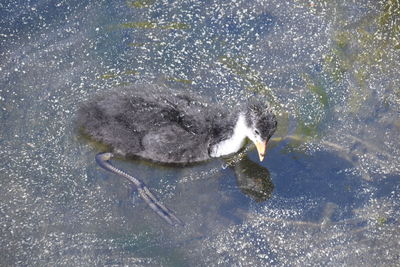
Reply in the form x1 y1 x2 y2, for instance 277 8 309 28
78 86 233 163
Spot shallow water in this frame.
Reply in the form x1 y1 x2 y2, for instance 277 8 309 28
1 0 399 266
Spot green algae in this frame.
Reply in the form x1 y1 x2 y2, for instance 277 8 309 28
99 70 139 80
377 217 388 226
121 22 158 29
167 77 193 84
123 70 140 75
302 74 329 109
128 42 146 47
100 73 118 79
321 0 400 113
126 0 156 8
218 55 280 108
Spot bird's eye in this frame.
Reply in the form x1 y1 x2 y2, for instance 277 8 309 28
254 129 260 135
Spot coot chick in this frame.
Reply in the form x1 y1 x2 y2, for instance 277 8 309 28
78 85 277 226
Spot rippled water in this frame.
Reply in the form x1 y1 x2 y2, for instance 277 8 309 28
1 0 399 266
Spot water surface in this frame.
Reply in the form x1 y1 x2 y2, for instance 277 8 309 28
1 0 399 266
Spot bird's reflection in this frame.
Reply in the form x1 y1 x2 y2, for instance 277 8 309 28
229 154 274 202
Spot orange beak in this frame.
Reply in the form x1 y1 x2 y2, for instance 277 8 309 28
255 140 267 161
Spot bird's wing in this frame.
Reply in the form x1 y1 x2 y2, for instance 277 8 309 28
138 125 210 163
78 99 144 156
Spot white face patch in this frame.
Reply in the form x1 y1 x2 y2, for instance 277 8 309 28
210 114 252 157
247 128 263 145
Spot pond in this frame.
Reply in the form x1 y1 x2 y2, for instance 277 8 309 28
1 0 399 265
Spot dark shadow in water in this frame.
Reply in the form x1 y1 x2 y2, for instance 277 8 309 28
217 154 274 224
232 155 274 202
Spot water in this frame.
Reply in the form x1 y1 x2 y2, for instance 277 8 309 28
1 0 399 266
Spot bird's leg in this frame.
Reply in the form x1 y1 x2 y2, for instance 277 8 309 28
129 184 139 205
95 152 184 226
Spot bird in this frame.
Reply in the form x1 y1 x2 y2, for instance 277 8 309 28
77 85 277 226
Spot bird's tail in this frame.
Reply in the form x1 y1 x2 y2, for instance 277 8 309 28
95 152 184 226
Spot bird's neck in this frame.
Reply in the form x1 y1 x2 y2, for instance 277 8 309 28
210 113 249 158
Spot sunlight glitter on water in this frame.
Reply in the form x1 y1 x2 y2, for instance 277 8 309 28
1 0 399 265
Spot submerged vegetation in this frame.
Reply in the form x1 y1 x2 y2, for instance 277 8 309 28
218 56 279 107
99 70 139 80
322 0 400 113
126 0 156 8
113 0 399 171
